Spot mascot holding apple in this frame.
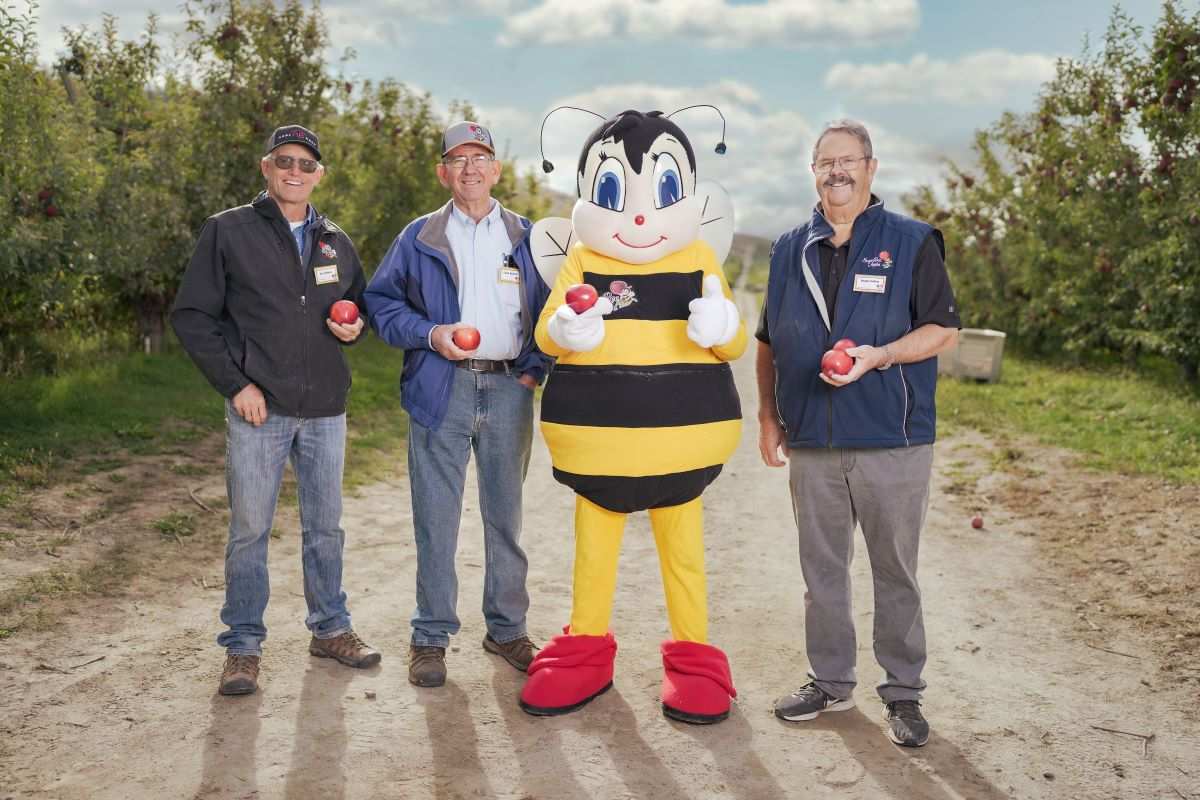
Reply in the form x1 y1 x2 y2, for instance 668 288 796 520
520 108 745 724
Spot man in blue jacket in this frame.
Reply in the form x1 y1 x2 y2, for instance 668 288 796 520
756 120 960 747
366 121 550 689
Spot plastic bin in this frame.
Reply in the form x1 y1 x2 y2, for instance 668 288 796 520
937 328 1007 382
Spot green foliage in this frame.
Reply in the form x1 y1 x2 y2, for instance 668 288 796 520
907 2 1200 382
0 0 556 373
938 351 1200 483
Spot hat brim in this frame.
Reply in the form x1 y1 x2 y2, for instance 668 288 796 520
266 141 322 161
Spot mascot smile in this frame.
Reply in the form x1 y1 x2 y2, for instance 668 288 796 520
520 107 746 724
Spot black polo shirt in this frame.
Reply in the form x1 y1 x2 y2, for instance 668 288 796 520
756 231 961 344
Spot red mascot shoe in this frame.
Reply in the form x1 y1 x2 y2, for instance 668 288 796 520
519 628 617 716
660 640 737 724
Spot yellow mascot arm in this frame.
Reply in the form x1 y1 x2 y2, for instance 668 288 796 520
698 243 747 362
534 246 586 358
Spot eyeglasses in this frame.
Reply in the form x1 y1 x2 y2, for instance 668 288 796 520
271 154 321 173
442 154 495 170
811 155 871 175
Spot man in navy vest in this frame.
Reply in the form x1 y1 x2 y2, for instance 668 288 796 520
755 119 960 747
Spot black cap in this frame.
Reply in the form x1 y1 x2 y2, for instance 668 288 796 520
265 124 321 161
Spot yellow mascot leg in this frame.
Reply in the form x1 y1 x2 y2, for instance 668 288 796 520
569 495 627 636
648 497 707 643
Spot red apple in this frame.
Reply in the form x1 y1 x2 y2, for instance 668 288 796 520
971 514 984 530
44 205 60 218
329 300 359 325
821 348 854 377
832 338 857 352
453 326 481 350
564 283 599 314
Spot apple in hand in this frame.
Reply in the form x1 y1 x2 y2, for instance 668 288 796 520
832 338 857 352
821 348 854 377
329 300 359 325
564 283 599 314
453 326 481 350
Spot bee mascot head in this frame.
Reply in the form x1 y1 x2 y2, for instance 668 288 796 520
571 110 701 264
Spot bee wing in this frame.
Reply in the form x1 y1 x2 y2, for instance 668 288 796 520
530 216 574 287
696 180 735 264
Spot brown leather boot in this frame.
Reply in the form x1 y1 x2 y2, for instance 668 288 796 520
308 630 382 668
483 633 538 672
219 654 260 696
408 644 447 687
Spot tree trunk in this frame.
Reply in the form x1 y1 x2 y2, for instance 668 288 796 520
135 293 168 355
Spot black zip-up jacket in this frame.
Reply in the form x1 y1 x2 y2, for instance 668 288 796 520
171 192 366 418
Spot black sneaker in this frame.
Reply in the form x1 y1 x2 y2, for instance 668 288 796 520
884 699 930 747
774 681 855 721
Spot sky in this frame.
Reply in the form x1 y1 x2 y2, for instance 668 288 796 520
30 0 1180 236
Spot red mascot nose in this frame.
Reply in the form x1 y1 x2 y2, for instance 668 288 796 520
634 214 645 225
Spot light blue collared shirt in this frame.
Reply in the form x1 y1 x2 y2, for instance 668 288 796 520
445 200 521 360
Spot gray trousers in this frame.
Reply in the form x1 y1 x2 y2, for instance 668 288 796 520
787 445 934 703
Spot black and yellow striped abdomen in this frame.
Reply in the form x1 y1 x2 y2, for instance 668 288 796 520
537 243 745 513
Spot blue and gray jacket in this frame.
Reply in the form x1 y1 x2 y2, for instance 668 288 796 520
762 197 942 449
365 201 551 431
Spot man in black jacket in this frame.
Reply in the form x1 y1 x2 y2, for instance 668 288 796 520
172 125 380 696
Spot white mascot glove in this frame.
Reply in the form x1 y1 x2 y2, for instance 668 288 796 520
547 296 614 352
686 274 740 349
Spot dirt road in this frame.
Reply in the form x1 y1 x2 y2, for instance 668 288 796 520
2 335 1198 799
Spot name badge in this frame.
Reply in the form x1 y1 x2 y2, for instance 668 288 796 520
853 274 887 294
314 264 339 285
498 266 521 284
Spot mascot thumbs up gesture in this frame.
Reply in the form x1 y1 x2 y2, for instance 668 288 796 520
520 107 746 724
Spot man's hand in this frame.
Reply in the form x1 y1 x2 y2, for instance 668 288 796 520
431 323 479 361
819 343 888 387
516 373 537 391
547 296 613 352
233 383 268 426
758 413 788 467
686 274 739 349
326 317 365 343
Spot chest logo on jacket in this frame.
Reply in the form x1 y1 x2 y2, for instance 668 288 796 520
319 241 337 260
862 249 892 269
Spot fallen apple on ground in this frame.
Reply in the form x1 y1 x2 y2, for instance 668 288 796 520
971 514 984 529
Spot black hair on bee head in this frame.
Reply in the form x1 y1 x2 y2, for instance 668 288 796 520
576 110 697 179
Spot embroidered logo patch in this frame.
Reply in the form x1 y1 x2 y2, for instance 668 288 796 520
862 250 893 269
319 242 337 260
604 279 637 310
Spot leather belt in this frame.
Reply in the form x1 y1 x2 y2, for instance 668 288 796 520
456 358 515 374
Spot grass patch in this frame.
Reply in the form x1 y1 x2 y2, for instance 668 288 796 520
938 353 1200 483
0 542 138 633
153 512 196 538
0 335 409 497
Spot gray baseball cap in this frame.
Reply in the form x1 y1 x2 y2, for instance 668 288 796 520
441 121 495 156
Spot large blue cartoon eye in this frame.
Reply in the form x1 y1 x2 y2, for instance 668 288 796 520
591 158 625 212
652 153 684 209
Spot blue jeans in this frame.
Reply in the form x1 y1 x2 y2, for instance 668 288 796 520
218 401 352 655
407 367 533 648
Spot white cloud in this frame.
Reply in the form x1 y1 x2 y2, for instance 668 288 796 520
825 50 1059 106
497 0 919 48
519 80 949 237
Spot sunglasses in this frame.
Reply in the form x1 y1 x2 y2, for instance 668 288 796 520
270 154 321 173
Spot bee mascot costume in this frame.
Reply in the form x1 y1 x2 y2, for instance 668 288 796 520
520 107 745 724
